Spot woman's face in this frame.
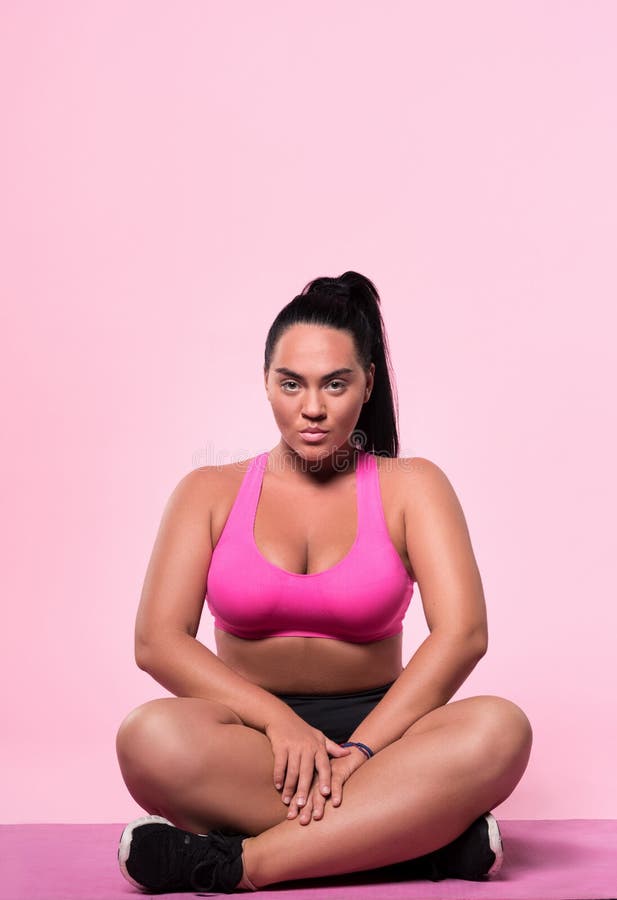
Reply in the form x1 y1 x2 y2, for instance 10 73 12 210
264 324 374 460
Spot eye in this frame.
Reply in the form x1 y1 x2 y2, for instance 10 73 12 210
280 380 347 392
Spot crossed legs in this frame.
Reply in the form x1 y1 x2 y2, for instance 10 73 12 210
116 694 532 889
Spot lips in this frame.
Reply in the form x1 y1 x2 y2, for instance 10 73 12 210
299 429 329 442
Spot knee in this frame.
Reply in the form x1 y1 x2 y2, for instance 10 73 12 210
469 696 533 770
116 699 193 779
116 699 169 754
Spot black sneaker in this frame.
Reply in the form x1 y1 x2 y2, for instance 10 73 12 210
117 814 249 894
423 811 504 881
376 811 503 883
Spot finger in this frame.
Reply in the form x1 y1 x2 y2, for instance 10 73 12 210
282 753 300 805
297 793 315 825
293 751 317 810
310 787 327 821
272 748 289 793
330 773 345 807
326 739 352 758
286 798 300 819
313 746 332 798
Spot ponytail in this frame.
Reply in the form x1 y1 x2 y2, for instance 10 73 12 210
264 271 400 457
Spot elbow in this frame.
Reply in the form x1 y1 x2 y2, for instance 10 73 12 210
475 640 488 660
431 624 488 658
135 649 150 671
135 636 154 671
463 617 489 658
134 630 189 670
473 627 489 658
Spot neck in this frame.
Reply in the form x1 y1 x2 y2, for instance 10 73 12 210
268 440 361 485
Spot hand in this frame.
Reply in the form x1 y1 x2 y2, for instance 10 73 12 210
264 713 352 808
286 745 368 825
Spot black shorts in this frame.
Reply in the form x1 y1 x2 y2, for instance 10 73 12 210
272 681 395 745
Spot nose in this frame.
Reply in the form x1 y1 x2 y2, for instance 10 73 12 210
301 390 326 422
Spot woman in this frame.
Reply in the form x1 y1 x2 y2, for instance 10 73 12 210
116 272 533 894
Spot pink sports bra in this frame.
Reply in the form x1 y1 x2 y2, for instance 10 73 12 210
205 448 415 643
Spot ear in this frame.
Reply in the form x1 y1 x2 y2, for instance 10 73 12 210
364 362 375 403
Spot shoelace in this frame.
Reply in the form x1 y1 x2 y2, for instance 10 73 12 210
189 830 241 892
151 828 231 892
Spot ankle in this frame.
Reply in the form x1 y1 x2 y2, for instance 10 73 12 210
237 838 259 891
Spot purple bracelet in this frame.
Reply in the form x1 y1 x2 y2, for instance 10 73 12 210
340 741 374 759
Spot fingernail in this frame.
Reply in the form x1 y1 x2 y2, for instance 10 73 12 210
283 797 290 804
275 783 281 789
321 786 330 795
297 797 304 806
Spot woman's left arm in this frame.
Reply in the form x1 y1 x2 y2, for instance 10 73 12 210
346 456 489 755
286 457 490 823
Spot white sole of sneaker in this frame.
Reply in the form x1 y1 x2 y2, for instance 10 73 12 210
485 812 504 875
118 814 175 891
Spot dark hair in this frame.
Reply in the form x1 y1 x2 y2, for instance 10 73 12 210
264 271 400 457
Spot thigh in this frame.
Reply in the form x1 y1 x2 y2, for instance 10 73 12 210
402 695 533 751
115 696 293 834
116 696 244 758
116 696 275 800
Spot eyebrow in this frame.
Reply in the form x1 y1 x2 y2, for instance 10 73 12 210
274 367 355 381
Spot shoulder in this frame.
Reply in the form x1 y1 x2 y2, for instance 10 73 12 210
193 456 254 480
188 455 257 502
161 458 256 531
159 467 215 522
374 453 447 484
377 455 461 513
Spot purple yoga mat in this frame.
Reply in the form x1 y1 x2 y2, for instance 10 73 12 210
1 819 616 899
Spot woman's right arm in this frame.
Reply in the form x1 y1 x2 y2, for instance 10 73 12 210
134 467 350 805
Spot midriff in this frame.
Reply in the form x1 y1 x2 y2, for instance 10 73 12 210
214 627 404 694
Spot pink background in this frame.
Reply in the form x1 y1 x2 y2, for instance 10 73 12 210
1 2 615 824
